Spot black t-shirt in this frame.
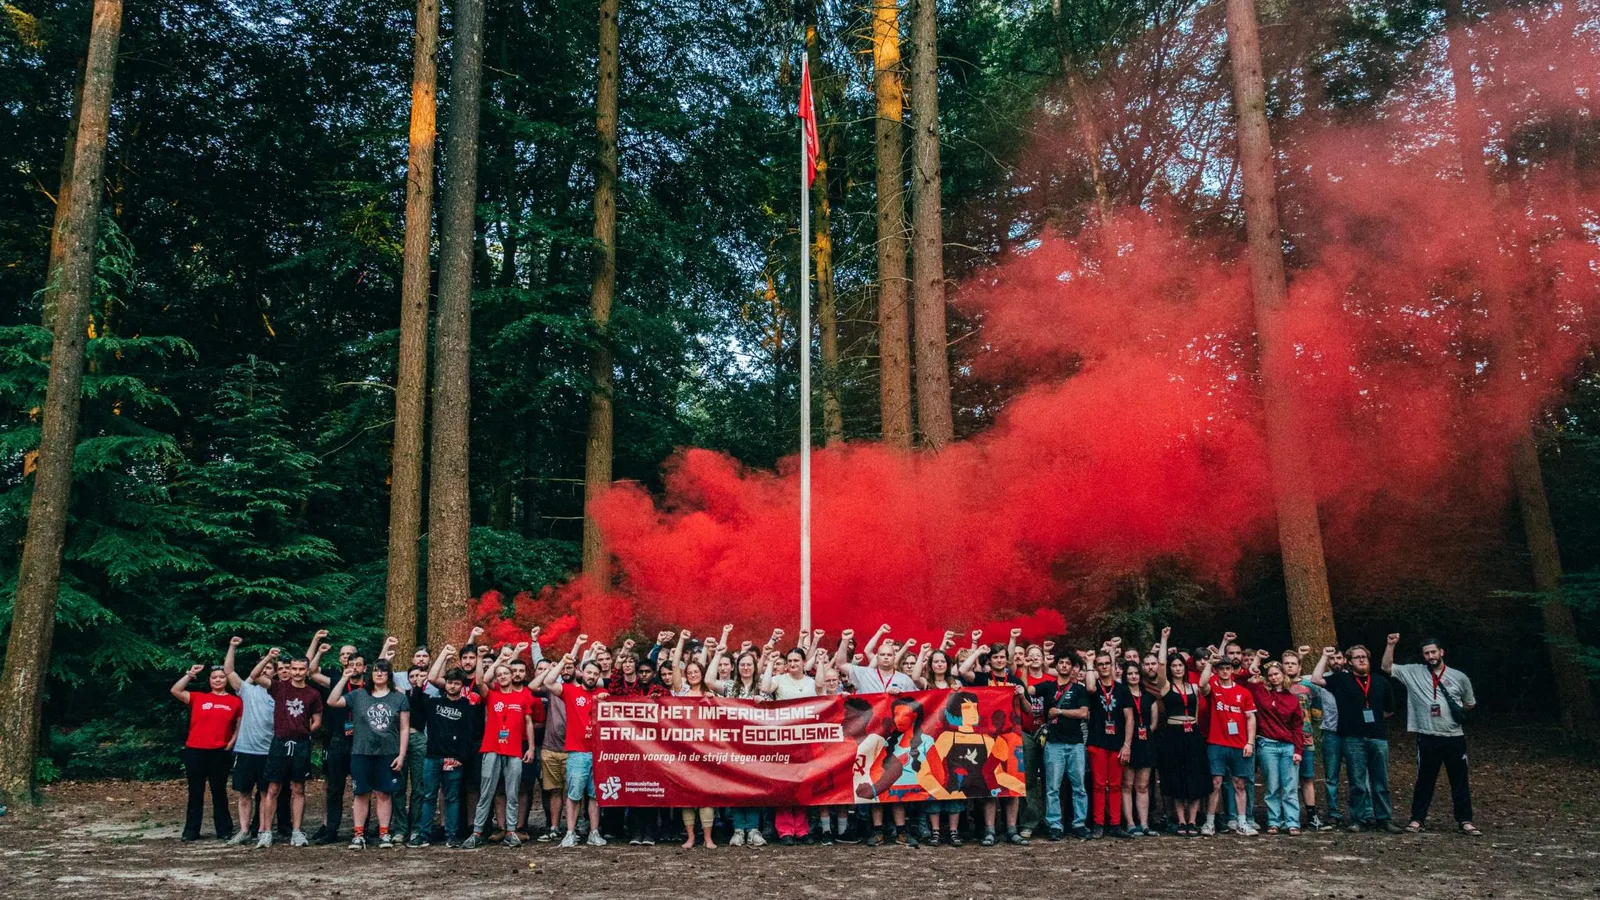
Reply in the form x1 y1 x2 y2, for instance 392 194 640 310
1041 680 1089 744
1086 682 1134 750
1324 670 1394 740
416 693 475 759
318 672 360 745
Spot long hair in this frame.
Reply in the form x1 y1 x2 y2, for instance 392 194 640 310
890 696 927 769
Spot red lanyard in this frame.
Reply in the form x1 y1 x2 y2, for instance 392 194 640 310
1130 693 1143 725
1355 674 1372 708
1430 666 1447 700
1099 684 1117 715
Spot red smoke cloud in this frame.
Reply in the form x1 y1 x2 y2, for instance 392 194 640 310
524 10 1598 643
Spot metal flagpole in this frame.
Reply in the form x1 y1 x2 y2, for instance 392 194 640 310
799 64 812 638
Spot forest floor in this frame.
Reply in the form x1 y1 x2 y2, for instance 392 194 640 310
0 726 1595 900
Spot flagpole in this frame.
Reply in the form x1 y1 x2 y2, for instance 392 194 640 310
798 63 813 639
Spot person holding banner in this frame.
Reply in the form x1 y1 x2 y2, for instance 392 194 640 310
761 646 821 845
542 635 611 849
834 627 919 847
668 630 721 848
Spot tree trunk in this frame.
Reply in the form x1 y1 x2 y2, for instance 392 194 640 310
0 0 122 807
425 0 485 653
581 0 620 588
1223 0 1337 652
383 0 439 659
806 20 844 446
42 56 87 330
1050 0 1111 221
908 0 953 449
1443 0 1596 739
872 0 911 449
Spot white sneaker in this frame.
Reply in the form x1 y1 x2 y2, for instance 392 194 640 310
1200 821 1215 837
290 830 309 848
255 832 273 849
746 829 766 847
227 830 252 847
730 829 745 847
1239 822 1260 836
559 831 579 848
586 831 607 847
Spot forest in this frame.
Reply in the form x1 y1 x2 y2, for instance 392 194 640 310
1 0 1598 797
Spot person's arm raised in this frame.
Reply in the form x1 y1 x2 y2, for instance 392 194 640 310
1007 628 1022 663
224 636 244 690
1155 627 1172 695
832 629 855 675
911 644 932 686
326 665 355 708
249 647 281 687
862 624 890 660
1381 633 1399 675
308 640 334 687
171 664 203 705
304 628 329 664
1309 647 1333 688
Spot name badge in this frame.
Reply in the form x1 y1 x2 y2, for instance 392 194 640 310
1104 722 1116 735
1362 709 1376 724
1429 704 1442 718
498 729 510 742
1136 726 1148 741
1183 722 1194 733
442 757 460 771
344 720 354 736
1227 720 1239 736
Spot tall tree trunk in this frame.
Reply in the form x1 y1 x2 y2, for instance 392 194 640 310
1443 0 1596 739
872 0 911 449
0 0 122 806
384 0 439 658
42 56 87 330
908 0 953 449
1223 0 1337 652
1050 0 1111 222
581 0 621 588
806 19 845 446
425 0 485 652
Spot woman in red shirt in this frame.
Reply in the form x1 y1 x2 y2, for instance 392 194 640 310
1246 659 1306 835
170 664 242 842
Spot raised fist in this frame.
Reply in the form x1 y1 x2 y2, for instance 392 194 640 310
840 629 855 642
469 626 485 640
267 647 281 659
1010 628 1023 639
314 629 330 641
515 642 531 655
1386 633 1400 646
657 631 674 645
1160 627 1172 640
318 643 331 655
383 636 399 648
970 630 983 644
188 664 205 678
1321 646 1336 658
230 636 244 648
1223 631 1237 644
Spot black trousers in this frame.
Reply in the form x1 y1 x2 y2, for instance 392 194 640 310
1411 734 1473 824
322 739 352 835
182 747 233 839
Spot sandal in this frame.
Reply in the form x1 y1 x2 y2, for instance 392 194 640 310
1460 823 1481 836
1287 827 1301 836
1405 821 1424 834
1265 826 1280 835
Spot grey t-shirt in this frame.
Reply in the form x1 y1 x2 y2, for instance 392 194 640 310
541 687 568 751
845 664 917 695
347 688 410 757
235 679 275 756
1390 663 1474 737
1303 677 1338 733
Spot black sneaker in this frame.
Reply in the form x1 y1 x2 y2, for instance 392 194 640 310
898 829 918 848
1090 826 1104 840
924 831 941 847
1111 826 1134 839
820 831 835 845
779 835 795 846
866 831 885 847
445 838 463 849
947 832 964 847
311 831 341 847
1047 828 1064 842
980 831 996 847
1072 826 1091 841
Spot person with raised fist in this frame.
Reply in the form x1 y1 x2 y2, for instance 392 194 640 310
327 658 410 849
1383 634 1479 836
1312 642 1401 834
171 660 242 842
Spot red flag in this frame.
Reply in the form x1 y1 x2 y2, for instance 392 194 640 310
799 58 819 187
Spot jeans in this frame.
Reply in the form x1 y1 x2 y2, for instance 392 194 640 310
1411 734 1472 825
419 757 463 842
322 737 352 835
473 753 523 834
1086 745 1123 826
1256 738 1300 829
391 731 428 836
1043 741 1087 830
1321 731 1344 819
182 747 233 839
1020 731 1045 831
1343 736 1392 824
730 808 761 831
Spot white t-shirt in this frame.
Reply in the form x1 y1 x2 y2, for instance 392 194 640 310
846 664 916 695
1390 663 1474 737
771 674 817 701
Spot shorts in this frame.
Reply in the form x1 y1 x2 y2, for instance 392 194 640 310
231 752 270 794
1298 744 1316 780
350 753 399 796
541 749 568 791
564 751 595 802
1206 743 1254 779
263 738 313 784
928 798 965 814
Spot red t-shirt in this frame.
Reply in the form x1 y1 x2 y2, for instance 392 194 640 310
562 684 607 753
186 692 243 750
1206 681 1256 749
480 687 536 757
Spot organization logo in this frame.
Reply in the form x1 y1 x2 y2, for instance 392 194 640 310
599 776 622 801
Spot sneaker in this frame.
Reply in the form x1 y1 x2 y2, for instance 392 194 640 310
536 829 558 842
1380 820 1404 834
503 834 521 849
407 834 429 849
1347 822 1364 833
1110 826 1134 839
1238 822 1260 837
227 829 253 847
290 830 309 848
979 831 996 847
1047 828 1064 842
445 838 463 849
461 834 486 850
778 834 794 846
255 832 273 850
1071 826 1090 841
924 831 941 846
821 831 835 845
1008 830 1029 845
866 831 885 847
586 831 606 847
748 829 766 847
1200 821 1215 837
1019 827 1033 840
349 835 366 851
380 833 397 849
1089 826 1104 840
901 830 919 848
730 829 746 847
1307 813 1326 831
629 836 643 846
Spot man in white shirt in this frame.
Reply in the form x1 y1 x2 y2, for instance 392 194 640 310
1381 634 1479 835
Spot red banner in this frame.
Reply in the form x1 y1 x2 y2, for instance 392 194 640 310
593 688 1025 807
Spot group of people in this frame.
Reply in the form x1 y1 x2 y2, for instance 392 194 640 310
171 620 1480 851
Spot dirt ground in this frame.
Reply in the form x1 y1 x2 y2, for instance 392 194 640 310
0 726 1595 900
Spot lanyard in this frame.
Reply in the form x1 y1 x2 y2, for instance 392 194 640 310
1178 686 1195 717
1355 674 1372 708
1099 684 1118 716
1130 692 1143 725
875 668 894 693
1430 666 1447 700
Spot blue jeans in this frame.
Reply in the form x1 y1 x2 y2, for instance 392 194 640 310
1256 738 1300 829
730 808 761 830
1043 742 1087 830
1342 736 1392 824
1321 731 1343 819
420 757 464 842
